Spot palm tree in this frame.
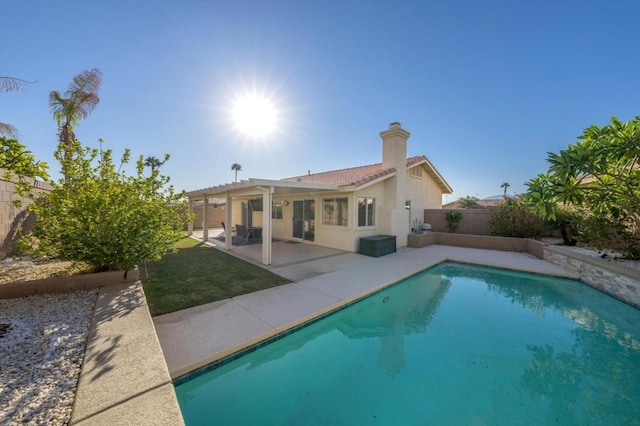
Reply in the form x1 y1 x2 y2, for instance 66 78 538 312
0 76 36 138
144 155 168 172
501 182 510 198
49 69 103 164
231 163 242 182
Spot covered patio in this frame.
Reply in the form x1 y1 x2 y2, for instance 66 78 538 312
190 228 356 282
186 179 340 266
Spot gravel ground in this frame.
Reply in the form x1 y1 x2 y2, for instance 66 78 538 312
0 290 98 425
0 258 93 285
552 245 640 272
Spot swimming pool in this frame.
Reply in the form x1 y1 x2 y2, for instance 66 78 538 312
175 262 640 425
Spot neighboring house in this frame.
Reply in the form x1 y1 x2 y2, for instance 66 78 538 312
185 122 452 265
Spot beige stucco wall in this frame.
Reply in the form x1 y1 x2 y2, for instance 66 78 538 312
406 166 444 224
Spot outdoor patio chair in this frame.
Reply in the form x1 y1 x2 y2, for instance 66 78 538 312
221 221 235 239
235 224 255 244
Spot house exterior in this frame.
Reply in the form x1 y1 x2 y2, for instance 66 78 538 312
185 122 452 265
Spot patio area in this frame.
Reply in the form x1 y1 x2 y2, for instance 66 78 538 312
191 228 359 281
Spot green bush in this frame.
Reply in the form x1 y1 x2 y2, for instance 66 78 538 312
489 200 547 239
576 209 640 259
446 210 462 233
19 139 192 271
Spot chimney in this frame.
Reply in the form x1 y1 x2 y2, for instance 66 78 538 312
380 122 410 172
379 122 410 247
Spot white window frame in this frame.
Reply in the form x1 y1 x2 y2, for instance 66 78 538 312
322 197 348 227
358 196 375 227
272 201 284 220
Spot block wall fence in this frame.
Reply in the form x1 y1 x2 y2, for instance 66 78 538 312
0 168 52 260
423 208 496 235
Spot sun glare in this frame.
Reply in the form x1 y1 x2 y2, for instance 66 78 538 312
232 95 278 138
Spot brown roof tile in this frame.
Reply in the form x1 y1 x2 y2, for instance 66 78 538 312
282 155 429 187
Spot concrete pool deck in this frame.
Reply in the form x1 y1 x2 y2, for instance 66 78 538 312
153 244 579 379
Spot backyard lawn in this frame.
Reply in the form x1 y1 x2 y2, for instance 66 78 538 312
142 236 290 316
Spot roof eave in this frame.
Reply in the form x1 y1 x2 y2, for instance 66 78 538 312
186 178 341 198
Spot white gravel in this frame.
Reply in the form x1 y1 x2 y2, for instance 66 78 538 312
0 290 97 425
552 245 640 272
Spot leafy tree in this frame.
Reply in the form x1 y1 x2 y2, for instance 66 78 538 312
458 195 481 209
0 137 49 207
231 163 242 182
19 138 191 272
49 68 102 170
144 155 169 172
525 116 640 258
501 182 510 198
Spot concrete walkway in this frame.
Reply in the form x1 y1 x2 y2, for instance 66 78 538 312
154 244 578 379
71 282 184 425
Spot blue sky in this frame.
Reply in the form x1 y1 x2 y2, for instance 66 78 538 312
1 0 638 202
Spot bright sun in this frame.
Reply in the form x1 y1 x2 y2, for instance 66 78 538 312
231 95 277 138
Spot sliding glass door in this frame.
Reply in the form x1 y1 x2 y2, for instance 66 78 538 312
292 200 315 241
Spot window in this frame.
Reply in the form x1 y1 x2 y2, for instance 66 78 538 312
322 197 348 226
410 166 423 178
272 201 283 220
358 196 375 227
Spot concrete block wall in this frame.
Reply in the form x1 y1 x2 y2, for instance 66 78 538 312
424 208 495 235
192 205 226 229
0 168 52 259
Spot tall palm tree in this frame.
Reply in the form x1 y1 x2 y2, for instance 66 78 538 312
231 163 242 182
49 69 103 163
501 182 510 198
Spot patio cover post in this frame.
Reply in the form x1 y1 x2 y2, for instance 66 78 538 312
187 198 193 235
258 186 273 265
225 192 232 250
202 195 209 242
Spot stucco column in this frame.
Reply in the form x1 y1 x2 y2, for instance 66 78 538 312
202 195 208 242
225 192 232 250
187 198 193 235
260 187 273 265
380 122 410 247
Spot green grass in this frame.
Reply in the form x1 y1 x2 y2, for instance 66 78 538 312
142 237 290 316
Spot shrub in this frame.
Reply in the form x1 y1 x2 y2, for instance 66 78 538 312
489 200 547 239
446 210 462 233
19 139 192 271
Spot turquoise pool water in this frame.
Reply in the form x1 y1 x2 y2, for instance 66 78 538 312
175 262 640 425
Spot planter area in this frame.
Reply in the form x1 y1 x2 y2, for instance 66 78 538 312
0 268 139 300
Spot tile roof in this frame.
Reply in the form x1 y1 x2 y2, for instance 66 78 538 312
282 155 430 187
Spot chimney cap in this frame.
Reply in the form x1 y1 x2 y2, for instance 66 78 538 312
389 122 401 129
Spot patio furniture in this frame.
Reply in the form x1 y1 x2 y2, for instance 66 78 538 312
221 222 235 239
235 224 256 244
